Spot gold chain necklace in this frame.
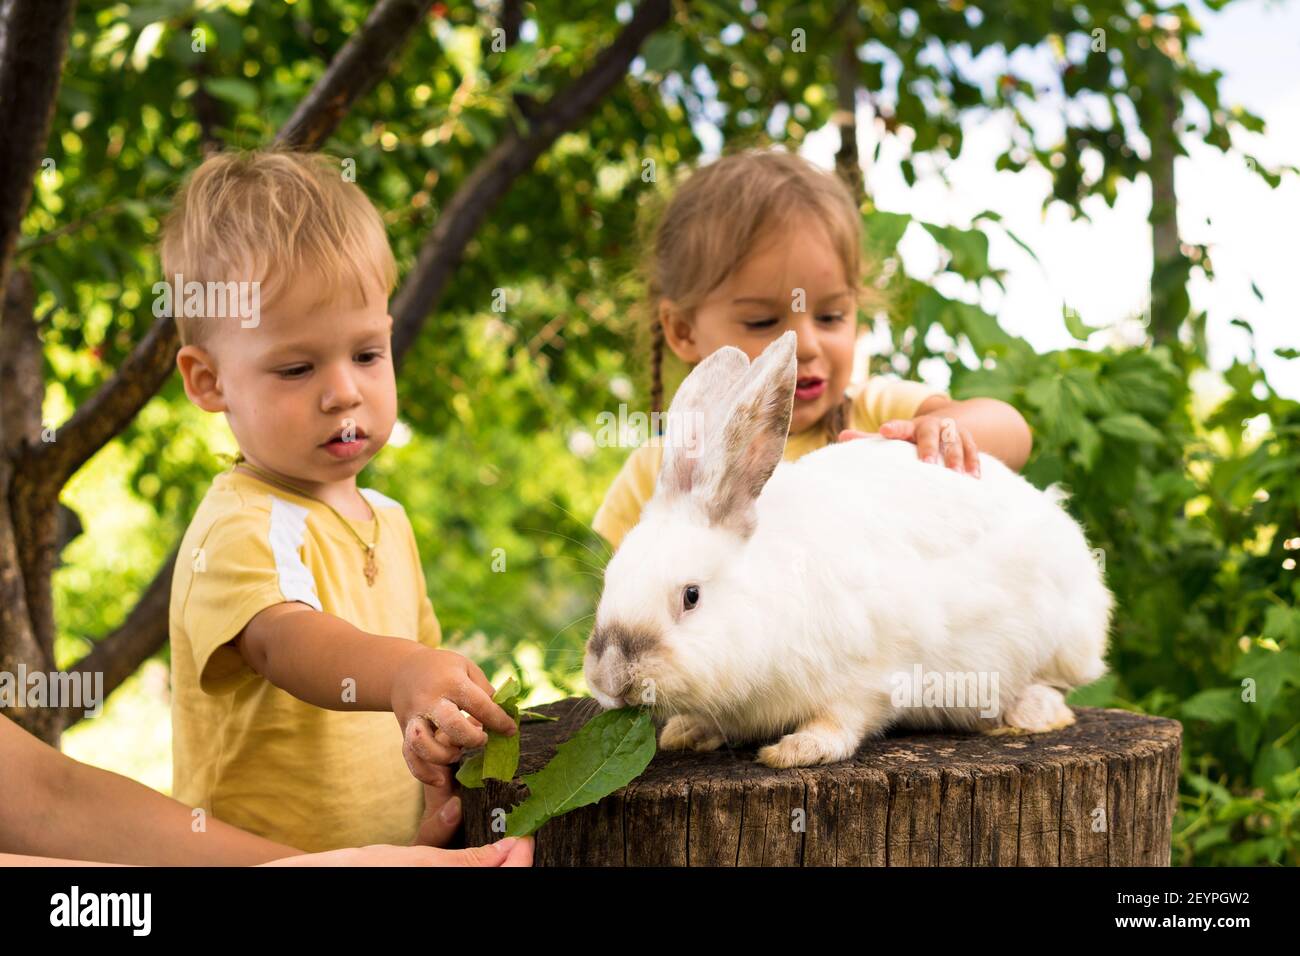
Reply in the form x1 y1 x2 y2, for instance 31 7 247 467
233 455 380 586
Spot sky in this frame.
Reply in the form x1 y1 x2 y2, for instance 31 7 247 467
788 0 1299 400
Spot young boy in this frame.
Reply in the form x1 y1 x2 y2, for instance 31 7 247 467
164 149 515 853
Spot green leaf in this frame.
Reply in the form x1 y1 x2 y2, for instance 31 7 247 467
1186 772 1232 803
1191 823 1232 853
1262 606 1300 644
1235 709 1261 761
1062 305 1103 341
1066 672 1117 707
1252 745 1297 794
203 77 258 111
1231 646 1300 717
519 709 558 722
456 752 485 788
951 300 1014 356
1070 417 1102 471
492 676 521 705
1181 688 1245 724
1097 413 1164 445
1026 375 1088 444
862 209 911 257
641 32 683 73
920 222 993 284
504 707 656 837
483 677 522 781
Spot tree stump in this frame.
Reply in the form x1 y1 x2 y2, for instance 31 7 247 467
460 698 1182 866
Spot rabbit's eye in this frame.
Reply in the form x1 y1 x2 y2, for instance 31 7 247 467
682 585 701 611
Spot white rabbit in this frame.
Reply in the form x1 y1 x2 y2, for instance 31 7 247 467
584 331 1112 768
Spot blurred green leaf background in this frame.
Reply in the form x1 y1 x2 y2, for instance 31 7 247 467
20 0 1299 865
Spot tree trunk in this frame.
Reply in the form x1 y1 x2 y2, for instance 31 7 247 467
460 698 1182 867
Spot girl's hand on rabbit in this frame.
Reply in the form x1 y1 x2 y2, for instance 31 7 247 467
839 415 982 478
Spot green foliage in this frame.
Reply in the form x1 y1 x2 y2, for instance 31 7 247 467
29 0 1297 865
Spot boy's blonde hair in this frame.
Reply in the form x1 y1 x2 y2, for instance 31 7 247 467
639 148 873 435
160 149 397 347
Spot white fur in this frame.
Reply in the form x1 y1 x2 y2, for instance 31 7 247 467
585 332 1112 767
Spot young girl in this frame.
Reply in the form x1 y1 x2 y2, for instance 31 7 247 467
593 148 1033 548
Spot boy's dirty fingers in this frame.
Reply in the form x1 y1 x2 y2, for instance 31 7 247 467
428 727 464 761
402 717 454 784
429 696 489 747
433 726 461 748
456 683 517 736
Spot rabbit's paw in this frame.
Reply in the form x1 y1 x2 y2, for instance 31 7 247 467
659 714 726 752
758 718 859 768
989 684 1075 735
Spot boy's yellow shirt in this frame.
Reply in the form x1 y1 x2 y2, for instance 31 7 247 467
169 468 442 853
593 375 945 548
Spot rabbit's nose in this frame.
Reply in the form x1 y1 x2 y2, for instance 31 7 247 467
588 622 658 662
586 622 658 704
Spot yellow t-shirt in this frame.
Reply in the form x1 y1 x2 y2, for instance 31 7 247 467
168 469 442 853
593 375 946 548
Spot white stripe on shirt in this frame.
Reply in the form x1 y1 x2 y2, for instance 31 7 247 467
268 496 323 611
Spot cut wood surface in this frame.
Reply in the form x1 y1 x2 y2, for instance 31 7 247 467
459 697 1182 867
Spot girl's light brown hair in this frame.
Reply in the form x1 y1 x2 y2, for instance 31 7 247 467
640 147 874 438
160 148 397 347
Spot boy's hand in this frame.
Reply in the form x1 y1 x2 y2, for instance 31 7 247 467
413 778 461 848
840 415 981 478
392 648 516 785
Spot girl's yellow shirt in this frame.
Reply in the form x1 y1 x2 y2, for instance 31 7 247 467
593 375 945 548
169 469 441 853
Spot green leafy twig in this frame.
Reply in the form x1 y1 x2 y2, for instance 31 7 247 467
455 676 522 787
455 696 658 838
505 707 655 837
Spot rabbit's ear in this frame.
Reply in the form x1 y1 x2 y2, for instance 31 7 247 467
704 331 797 535
659 345 750 498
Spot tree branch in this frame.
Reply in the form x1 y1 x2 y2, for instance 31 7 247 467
0 0 78 294
0 267 41 457
20 312 180 510
390 0 672 361
501 0 522 46
276 0 433 149
61 550 176 729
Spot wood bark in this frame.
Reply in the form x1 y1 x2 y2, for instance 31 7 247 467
461 698 1183 867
